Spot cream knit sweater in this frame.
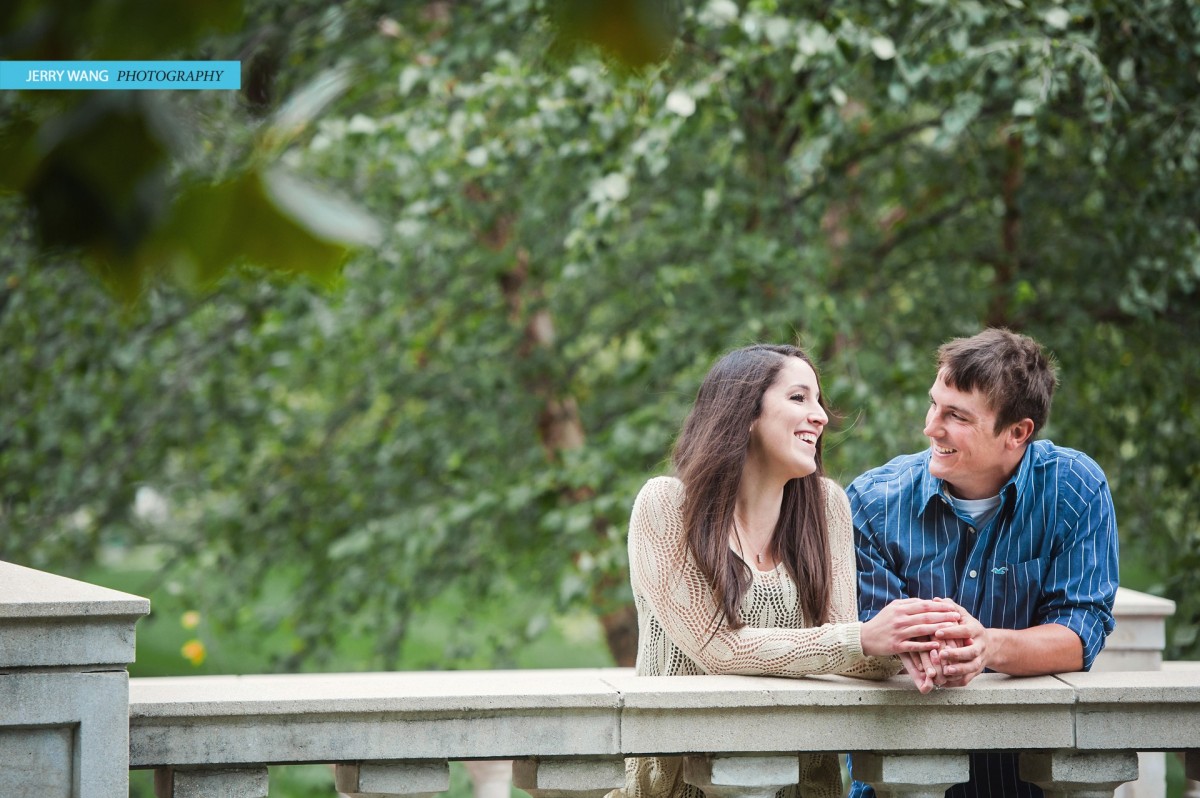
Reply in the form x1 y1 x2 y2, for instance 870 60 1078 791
619 476 900 798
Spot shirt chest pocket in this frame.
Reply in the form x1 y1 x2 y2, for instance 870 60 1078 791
985 556 1047 615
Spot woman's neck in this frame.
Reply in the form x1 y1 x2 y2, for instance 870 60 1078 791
733 475 785 567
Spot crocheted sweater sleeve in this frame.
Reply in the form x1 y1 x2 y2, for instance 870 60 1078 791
628 476 899 679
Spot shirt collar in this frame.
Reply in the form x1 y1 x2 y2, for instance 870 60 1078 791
918 443 1036 514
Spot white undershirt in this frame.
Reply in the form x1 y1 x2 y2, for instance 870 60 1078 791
948 492 1003 530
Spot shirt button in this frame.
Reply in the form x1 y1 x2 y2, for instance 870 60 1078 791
969 569 978 578
967 526 976 534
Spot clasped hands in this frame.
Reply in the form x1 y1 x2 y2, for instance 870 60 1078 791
859 597 988 694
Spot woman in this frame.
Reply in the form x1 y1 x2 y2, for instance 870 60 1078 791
624 344 960 798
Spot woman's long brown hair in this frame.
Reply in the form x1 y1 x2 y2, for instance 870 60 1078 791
672 344 833 630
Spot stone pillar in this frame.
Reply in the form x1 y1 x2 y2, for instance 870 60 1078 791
1020 751 1139 798
680 754 800 798
851 753 969 798
154 767 270 798
0 560 150 798
334 760 450 798
1096 588 1176 672
512 757 625 798
1096 587 1176 798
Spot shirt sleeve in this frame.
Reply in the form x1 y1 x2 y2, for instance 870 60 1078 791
627 476 896 678
847 476 909 622
1035 461 1119 670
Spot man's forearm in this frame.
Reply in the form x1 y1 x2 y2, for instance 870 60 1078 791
986 623 1083 676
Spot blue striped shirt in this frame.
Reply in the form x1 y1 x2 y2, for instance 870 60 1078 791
846 439 1119 798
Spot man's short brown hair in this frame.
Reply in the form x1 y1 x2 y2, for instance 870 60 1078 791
937 328 1059 436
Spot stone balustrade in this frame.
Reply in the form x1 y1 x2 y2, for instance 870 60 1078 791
3 560 1199 798
127 668 1200 798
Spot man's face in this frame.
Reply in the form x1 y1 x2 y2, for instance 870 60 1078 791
923 369 1018 500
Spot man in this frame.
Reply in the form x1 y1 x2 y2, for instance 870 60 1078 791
847 328 1119 798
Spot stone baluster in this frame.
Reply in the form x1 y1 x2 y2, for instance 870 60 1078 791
680 754 800 798
463 759 514 798
511 757 625 798
1020 751 1139 798
1184 752 1200 798
851 753 969 798
334 760 450 798
154 767 269 798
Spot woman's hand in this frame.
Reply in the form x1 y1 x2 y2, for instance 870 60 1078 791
899 650 938 693
860 597 962 657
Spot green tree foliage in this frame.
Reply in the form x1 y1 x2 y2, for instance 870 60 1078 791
0 0 379 301
2 0 1197 666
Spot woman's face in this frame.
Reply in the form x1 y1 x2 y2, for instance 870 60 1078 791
746 357 829 482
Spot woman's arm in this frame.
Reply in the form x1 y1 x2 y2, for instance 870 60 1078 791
629 478 897 677
821 481 902 680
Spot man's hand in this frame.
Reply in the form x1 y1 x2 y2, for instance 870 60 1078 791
928 636 974 687
930 602 989 686
937 609 1084 677
905 601 1087 691
894 599 985 691
860 597 962 657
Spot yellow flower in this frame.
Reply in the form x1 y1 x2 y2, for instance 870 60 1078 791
181 610 202 630
181 639 206 667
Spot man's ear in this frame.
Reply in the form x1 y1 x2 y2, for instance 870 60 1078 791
1006 419 1035 449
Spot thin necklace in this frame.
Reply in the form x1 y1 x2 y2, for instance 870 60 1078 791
733 518 771 564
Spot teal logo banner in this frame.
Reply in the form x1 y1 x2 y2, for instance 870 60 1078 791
1 61 241 90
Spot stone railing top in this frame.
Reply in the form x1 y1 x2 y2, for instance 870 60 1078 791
128 668 1200 769
129 669 1077 717
609 672 1080 756
1055 669 1200 703
1114 586 1177 617
0 560 150 619
130 668 626 717
607 671 1075 709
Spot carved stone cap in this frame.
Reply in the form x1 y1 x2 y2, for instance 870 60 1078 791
0 560 150 669
1113 586 1177 618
